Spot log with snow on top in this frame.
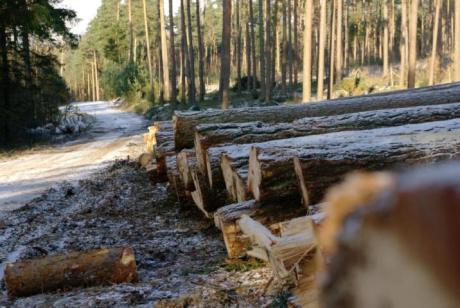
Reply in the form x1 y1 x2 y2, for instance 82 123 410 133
321 162 460 308
247 119 460 207
194 102 460 171
5 247 138 298
174 82 460 150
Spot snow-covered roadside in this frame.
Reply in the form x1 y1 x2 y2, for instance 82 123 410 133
0 160 284 307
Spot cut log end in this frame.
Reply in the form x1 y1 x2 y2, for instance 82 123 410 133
248 147 262 201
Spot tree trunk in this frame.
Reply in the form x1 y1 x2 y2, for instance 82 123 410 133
407 0 419 88
0 24 10 141
317 0 327 101
93 51 100 101
383 0 389 77
249 0 257 94
169 0 177 105
174 82 460 150
196 0 206 102
400 0 408 87
143 0 154 96
159 0 171 101
247 119 460 207
219 0 232 109
258 0 266 100
455 0 460 80
335 0 343 83
293 0 299 87
128 0 134 63
186 0 196 106
302 0 313 102
328 0 336 98
5 247 138 298
264 0 272 103
429 0 442 85
180 0 188 104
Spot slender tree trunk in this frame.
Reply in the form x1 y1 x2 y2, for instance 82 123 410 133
220 0 232 109
169 0 177 106
400 0 408 87
430 0 442 85
265 0 272 103
246 23 252 81
293 0 298 87
142 0 154 96
0 24 10 141
317 0 327 101
335 0 343 84
407 0 419 88
196 0 205 102
288 0 293 89
91 62 96 102
249 0 257 93
236 0 242 94
383 0 389 77
258 0 266 100
282 1 287 93
128 0 134 63
93 51 100 101
455 0 460 80
302 0 313 102
180 0 188 104
186 0 197 106
159 0 171 101
328 0 336 99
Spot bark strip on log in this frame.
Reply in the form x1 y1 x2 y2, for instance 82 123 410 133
248 119 460 207
5 247 138 298
322 162 460 308
221 153 249 202
175 82 460 149
190 168 227 218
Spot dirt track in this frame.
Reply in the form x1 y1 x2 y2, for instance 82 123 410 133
0 101 148 212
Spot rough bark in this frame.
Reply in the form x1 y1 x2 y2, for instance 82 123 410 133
407 0 419 88
302 0 313 102
169 0 177 105
317 0 327 100
248 119 460 207
221 152 250 202
322 162 460 308
177 149 196 191
186 0 196 106
429 0 442 85
5 247 138 298
173 82 460 149
143 0 154 95
159 0 171 100
190 168 227 218
196 0 205 102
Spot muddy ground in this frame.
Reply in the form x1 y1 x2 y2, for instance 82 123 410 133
0 160 287 307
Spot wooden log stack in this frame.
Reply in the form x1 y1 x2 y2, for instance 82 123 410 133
141 83 460 261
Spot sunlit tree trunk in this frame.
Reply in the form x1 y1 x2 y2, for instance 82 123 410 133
407 0 418 88
400 0 408 87
335 0 343 84
159 0 171 101
93 51 100 101
328 0 336 99
429 0 442 85
258 0 266 100
264 0 272 103
383 0 389 77
317 0 327 101
180 0 188 104
186 0 196 106
169 0 177 106
219 0 232 109
249 0 257 93
196 0 205 102
455 0 460 80
302 0 313 102
128 0 134 63
236 0 242 94
142 0 154 96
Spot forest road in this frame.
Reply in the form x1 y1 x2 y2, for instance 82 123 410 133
0 101 148 212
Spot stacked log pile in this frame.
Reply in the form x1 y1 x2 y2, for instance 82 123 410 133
140 84 460 262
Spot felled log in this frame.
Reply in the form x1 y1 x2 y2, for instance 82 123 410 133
174 82 460 149
154 121 176 183
5 247 138 298
248 119 460 207
214 200 308 258
176 149 197 191
166 155 188 202
143 125 158 153
221 153 249 202
195 102 460 167
190 168 227 218
321 162 460 308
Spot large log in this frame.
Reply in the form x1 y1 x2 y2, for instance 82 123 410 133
154 121 175 183
190 168 228 218
5 247 138 298
174 82 460 149
200 103 460 200
195 102 460 170
248 119 460 207
321 162 460 308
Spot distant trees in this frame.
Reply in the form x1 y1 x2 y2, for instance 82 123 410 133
61 0 460 112
0 0 75 145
